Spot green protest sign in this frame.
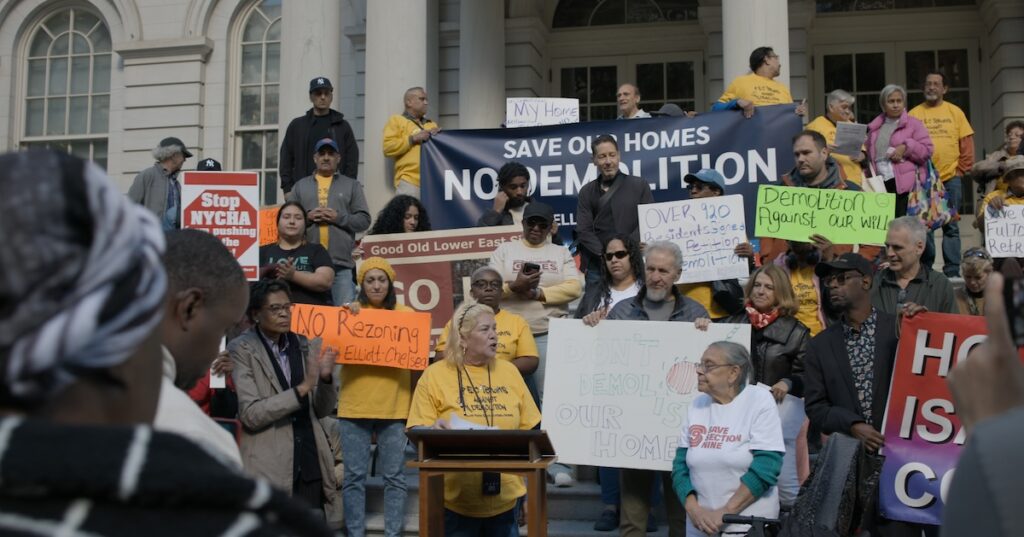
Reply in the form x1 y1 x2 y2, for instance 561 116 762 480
754 185 895 245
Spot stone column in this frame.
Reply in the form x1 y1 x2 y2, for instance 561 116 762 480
363 0 438 213
980 0 1024 141
277 0 342 154
458 1 505 128
721 0 791 88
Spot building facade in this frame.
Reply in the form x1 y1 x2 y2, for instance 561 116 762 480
0 0 1020 217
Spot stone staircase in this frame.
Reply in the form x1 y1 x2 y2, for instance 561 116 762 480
357 462 672 536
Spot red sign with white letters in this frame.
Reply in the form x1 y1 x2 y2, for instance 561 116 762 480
181 171 261 280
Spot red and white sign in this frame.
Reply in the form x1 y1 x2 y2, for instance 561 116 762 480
181 171 260 280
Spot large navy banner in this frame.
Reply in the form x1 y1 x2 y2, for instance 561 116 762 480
420 104 803 243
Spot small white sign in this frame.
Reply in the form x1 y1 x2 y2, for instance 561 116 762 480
638 194 749 283
542 319 751 471
985 205 1024 258
505 98 580 128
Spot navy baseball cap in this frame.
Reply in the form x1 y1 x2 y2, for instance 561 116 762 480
684 168 726 193
197 158 222 171
815 252 874 279
523 201 554 224
314 138 339 154
309 76 333 93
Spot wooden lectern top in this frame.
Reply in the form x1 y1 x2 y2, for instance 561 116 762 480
406 429 556 470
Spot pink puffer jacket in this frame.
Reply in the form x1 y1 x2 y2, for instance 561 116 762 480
866 110 934 193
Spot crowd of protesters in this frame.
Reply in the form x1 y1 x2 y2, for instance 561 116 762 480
2 44 1023 537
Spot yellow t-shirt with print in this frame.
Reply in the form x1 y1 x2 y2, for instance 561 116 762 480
407 359 541 518
909 101 973 182
789 266 825 337
806 115 864 186
315 174 332 246
718 73 793 106
677 282 729 320
337 304 416 420
435 309 539 363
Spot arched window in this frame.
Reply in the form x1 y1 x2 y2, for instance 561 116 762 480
553 0 698 28
235 0 281 204
22 8 111 169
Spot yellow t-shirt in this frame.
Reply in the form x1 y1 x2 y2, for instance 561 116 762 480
435 309 539 363
909 101 973 182
315 174 332 247
406 359 541 517
979 189 1024 217
718 73 793 106
789 266 825 337
805 115 864 186
337 304 416 420
677 282 729 320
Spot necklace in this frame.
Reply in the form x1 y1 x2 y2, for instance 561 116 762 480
457 364 494 427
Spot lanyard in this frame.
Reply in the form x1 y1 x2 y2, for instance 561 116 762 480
457 365 494 427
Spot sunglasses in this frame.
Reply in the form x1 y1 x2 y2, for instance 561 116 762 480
963 250 991 261
605 250 629 261
525 219 550 229
824 270 862 286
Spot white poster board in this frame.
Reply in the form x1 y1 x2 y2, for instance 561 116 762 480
985 205 1024 258
638 194 749 283
542 318 751 471
181 171 261 280
505 98 580 128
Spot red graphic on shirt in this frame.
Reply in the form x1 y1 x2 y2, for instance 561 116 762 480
695 425 744 449
688 425 706 447
666 361 698 395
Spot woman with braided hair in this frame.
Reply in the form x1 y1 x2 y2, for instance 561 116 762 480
0 149 332 536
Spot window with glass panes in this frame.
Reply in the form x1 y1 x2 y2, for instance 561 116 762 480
236 0 281 205
636 61 696 114
822 52 886 125
22 8 111 169
560 66 619 121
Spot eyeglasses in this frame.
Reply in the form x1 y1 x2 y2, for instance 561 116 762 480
605 250 629 261
471 280 502 290
824 271 861 286
265 303 294 315
525 219 550 230
696 362 734 373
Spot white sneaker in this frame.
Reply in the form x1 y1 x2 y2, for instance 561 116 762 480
553 471 575 487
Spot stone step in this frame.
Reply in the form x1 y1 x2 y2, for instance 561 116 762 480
363 473 609 520
360 514 674 537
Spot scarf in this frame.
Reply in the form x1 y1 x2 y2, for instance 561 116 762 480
745 304 781 330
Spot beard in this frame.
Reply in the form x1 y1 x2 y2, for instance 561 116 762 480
646 286 670 302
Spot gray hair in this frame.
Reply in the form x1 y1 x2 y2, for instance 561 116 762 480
151 144 184 162
708 341 752 385
889 215 927 244
472 265 502 283
879 84 906 110
826 89 855 110
644 240 683 271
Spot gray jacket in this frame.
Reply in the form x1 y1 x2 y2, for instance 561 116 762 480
607 286 709 322
127 163 174 223
286 173 371 269
229 329 342 528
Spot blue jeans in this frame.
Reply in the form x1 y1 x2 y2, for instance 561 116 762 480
339 419 408 537
923 176 962 277
443 508 518 537
332 267 356 306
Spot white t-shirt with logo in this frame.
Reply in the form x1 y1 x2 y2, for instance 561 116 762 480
682 384 785 536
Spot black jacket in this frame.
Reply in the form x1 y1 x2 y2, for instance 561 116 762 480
279 109 359 193
724 313 810 396
575 173 653 270
803 310 899 434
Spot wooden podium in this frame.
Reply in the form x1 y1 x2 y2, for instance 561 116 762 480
406 429 557 536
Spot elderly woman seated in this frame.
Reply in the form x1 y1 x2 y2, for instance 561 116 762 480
671 341 785 537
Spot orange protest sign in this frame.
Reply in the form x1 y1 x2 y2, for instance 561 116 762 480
291 304 431 370
259 206 280 246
